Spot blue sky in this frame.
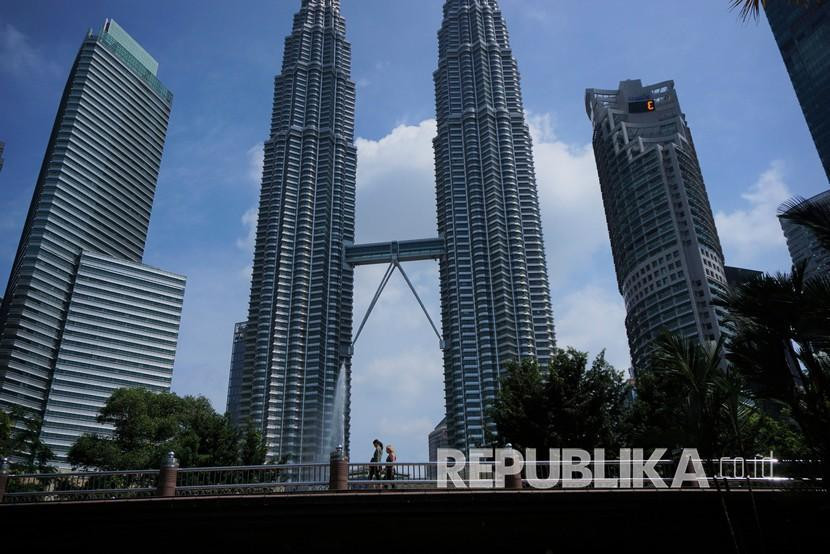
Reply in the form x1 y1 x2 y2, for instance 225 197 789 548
1 0 827 461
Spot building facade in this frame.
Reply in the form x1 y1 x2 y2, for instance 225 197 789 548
225 321 247 426
779 189 830 281
0 20 185 464
586 80 728 371
434 0 556 450
766 2 830 182
238 0 356 462
724 266 763 291
428 417 449 462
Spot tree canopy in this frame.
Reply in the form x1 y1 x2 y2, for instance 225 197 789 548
717 260 830 477
67 388 266 470
490 348 630 451
0 407 55 473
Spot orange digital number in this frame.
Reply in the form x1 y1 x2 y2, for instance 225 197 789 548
647 99 655 111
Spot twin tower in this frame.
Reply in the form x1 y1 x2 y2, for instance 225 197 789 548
233 0 556 461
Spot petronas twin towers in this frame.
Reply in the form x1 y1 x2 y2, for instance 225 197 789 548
235 0 554 461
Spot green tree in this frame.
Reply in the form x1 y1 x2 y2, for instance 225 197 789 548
67 388 241 470
625 332 807 460
489 358 549 450
650 333 731 457
0 407 55 472
490 348 629 451
718 261 830 480
0 408 12 458
239 421 268 466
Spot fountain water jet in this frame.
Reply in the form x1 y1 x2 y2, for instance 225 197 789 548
321 362 347 461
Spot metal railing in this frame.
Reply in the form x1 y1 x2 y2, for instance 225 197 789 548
348 462 438 489
175 463 329 496
0 455 823 505
2 469 159 504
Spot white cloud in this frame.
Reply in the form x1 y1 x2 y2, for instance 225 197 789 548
232 143 264 277
354 120 438 243
356 120 436 191
246 143 264 185
715 162 791 269
0 23 59 76
554 284 630 372
236 207 258 252
354 350 442 406
527 112 609 287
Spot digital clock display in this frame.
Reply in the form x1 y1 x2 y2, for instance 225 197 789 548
629 99 656 113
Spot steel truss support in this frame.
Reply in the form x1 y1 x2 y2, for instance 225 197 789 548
351 261 444 351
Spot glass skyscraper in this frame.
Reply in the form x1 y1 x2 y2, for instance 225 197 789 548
586 80 728 371
0 20 185 464
225 321 247 427
239 0 356 462
766 2 830 182
434 0 556 449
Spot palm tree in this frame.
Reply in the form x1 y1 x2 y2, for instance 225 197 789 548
779 194 830 253
718 262 830 484
650 332 746 458
730 0 819 21
650 333 754 553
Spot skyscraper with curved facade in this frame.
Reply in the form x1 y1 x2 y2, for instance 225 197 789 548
765 2 830 182
238 0 356 462
0 20 185 464
586 80 728 372
434 0 556 449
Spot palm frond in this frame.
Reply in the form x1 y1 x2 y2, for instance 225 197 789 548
730 0 765 21
730 0 821 23
779 193 830 253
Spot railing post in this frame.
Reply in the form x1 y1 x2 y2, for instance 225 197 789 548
329 445 348 491
505 472 523 490
156 451 179 498
0 457 10 504
504 444 523 490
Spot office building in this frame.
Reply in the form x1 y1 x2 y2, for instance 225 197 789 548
433 0 556 450
724 266 763 291
225 321 247 426
428 417 449 463
766 2 830 182
585 80 728 371
779 189 830 281
0 20 185 464
238 0 356 462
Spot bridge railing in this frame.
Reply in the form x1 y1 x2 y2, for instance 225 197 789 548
1 469 160 504
175 463 329 496
0 456 823 504
344 459 824 490
347 462 438 489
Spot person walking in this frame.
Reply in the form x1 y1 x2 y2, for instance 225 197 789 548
368 439 383 480
384 444 397 481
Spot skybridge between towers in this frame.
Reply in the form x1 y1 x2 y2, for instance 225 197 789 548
344 237 446 352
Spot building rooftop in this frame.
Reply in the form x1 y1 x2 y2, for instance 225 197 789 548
102 19 158 76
